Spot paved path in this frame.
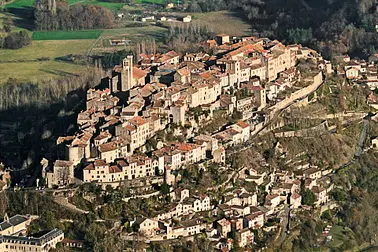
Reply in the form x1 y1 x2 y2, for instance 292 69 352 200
275 206 290 245
355 119 369 157
53 196 89 214
123 191 160 202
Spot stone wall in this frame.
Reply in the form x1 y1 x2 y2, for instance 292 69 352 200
269 71 323 117
274 120 329 138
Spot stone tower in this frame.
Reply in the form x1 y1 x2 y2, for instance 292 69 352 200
121 55 134 92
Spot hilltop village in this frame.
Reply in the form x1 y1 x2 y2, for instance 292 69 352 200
5 32 378 251
18 33 333 249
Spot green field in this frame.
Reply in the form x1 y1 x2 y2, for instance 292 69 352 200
32 30 102 40
3 0 126 10
67 0 126 10
0 61 92 83
133 0 180 5
2 0 34 9
0 39 95 83
0 40 94 61
101 25 167 38
3 0 178 10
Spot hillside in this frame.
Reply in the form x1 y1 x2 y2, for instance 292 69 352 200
188 0 378 59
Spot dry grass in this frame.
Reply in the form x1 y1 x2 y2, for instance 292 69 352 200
0 40 94 62
0 40 95 83
0 61 92 83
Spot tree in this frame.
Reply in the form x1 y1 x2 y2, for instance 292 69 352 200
301 189 316 206
160 183 170 195
34 0 114 31
4 16 13 33
2 31 31 49
132 222 140 232
188 0 202 12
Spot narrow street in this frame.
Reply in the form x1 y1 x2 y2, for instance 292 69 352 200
274 206 291 245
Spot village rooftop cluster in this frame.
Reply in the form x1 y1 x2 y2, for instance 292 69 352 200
3 33 340 250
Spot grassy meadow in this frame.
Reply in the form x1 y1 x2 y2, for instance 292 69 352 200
2 0 35 9
32 30 102 40
0 40 95 83
3 0 179 10
0 40 95 61
0 0 252 84
3 0 125 10
133 0 180 5
0 61 91 83
67 0 126 10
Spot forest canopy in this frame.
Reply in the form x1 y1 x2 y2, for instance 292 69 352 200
34 0 114 30
187 0 378 59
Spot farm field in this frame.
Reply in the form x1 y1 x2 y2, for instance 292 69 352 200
3 0 177 11
133 0 180 5
3 0 126 10
101 25 168 42
32 30 102 40
2 0 34 9
102 25 167 37
0 40 94 62
0 40 95 83
0 61 91 83
67 0 126 10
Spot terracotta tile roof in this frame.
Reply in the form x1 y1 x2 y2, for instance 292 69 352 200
94 131 111 141
311 186 325 194
166 50 179 58
128 116 147 126
217 218 231 226
133 67 147 79
109 165 122 173
98 142 118 153
94 159 107 167
177 67 190 77
176 143 194 152
291 192 301 199
84 163 95 171
237 120 249 129
116 159 128 167
199 71 213 79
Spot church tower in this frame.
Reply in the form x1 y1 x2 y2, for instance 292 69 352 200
121 55 134 92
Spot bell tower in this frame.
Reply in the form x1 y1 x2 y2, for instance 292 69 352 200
121 55 134 91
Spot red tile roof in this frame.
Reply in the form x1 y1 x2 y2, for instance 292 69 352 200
128 116 147 126
237 121 249 129
109 165 122 173
133 67 147 79
84 163 95 171
94 159 107 167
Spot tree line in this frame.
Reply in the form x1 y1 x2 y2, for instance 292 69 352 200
185 0 378 59
0 67 103 111
34 0 114 30
164 23 215 54
0 16 31 49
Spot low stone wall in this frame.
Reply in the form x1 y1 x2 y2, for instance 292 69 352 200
299 112 367 120
274 120 329 138
269 72 323 117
